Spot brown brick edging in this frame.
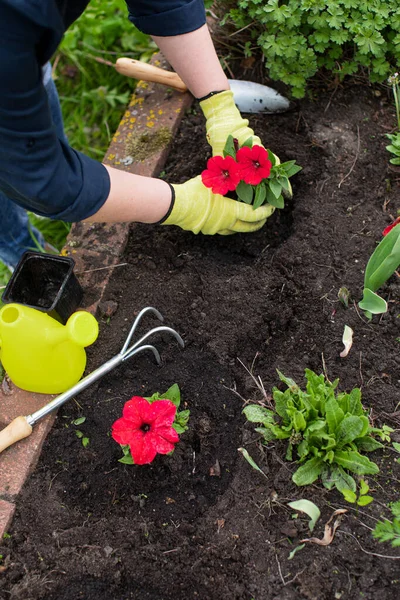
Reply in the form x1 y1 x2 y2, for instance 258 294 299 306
0 53 194 536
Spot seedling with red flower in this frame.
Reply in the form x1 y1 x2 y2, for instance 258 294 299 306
201 135 301 210
112 384 189 465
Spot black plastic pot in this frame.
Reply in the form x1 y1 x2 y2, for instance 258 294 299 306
1 251 83 324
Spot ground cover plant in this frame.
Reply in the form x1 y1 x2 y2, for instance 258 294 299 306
0 61 399 599
217 0 400 97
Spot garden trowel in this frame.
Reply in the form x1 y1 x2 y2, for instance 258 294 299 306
115 58 291 114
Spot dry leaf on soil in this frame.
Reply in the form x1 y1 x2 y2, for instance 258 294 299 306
300 509 348 546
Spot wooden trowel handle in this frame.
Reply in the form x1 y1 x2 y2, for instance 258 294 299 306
0 416 32 453
115 58 188 93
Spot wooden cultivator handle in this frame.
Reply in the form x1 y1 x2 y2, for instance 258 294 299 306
115 58 188 93
0 416 32 453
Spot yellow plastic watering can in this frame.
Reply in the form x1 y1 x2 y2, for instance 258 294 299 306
0 304 99 394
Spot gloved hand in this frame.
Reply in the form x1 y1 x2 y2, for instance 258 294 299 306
162 176 275 235
200 90 292 197
200 90 262 156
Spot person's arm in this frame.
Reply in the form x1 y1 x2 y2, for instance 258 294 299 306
152 25 229 99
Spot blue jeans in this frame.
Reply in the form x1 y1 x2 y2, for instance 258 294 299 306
0 63 66 269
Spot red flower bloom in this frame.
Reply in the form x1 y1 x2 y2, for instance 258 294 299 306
201 155 241 195
112 396 179 465
236 145 272 185
382 217 400 236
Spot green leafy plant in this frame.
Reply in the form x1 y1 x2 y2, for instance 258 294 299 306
372 501 400 547
358 222 400 318
243 369 386 493
342 479 374 506
217 1 400 98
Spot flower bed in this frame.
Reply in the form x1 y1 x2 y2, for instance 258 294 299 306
1 83 399 599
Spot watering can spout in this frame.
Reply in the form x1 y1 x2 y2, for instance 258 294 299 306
0 304 99 394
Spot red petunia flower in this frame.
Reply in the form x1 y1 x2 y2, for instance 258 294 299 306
236 145 272 185
111 396 179 465
201 155 241 195
382 216 400 236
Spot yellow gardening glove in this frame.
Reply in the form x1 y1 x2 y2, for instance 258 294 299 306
163 176 274 235
200 90 262 156
200 90 292 197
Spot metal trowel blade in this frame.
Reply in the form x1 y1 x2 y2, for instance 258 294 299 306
228 79 291 114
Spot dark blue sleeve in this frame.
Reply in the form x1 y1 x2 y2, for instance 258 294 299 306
126 0 206 36
0 3 110 222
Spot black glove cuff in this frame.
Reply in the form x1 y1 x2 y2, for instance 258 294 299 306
196 90 227 102
156 183 175 224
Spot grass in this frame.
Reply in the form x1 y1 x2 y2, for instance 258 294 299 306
0 0 156 289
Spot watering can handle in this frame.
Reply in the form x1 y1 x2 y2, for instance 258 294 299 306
115 58 188 93
0 416 32 453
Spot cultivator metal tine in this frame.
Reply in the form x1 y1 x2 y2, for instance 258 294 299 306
121 344 161 365
120 306 164 355
121 326 185 361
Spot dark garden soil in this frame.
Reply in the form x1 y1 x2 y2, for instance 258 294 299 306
1 79 400 600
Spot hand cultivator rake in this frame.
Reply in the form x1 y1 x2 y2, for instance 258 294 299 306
0 307 184 453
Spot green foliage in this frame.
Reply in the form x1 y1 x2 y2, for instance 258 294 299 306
358 223 400 318
217 1 400 97
372 501 400 547
222 135 301 209
243 369 385 493
386 132 400 165
145 383 190 434
58 0 156 157
342 479 374 506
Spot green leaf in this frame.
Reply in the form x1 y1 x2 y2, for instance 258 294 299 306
269 179 283 199
359 288 388 315
348 388 363 416
285 163 302 177
292 457 324 486
73 417 86 425
358 495 373 507
331 466 356 493
287 499 321 531
277 371 299 391
393 442 400 453
341 488 357 503
242 137 254 148
364 224 400 292
237 181 254 204
145 383 181 407
243 405 275 425
288 544 305 560
359 479 369 496
267 149 276 167
325 397 345 434
355 437 384 452
266 188 284 207
82 437 90 448
223 134 236 159
253 182 267 209
293 410 307 431
119 455 134 465
255 427 276 442
334 450 379 475
238 447 268 479
273 390 289 420
335 416 365 448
